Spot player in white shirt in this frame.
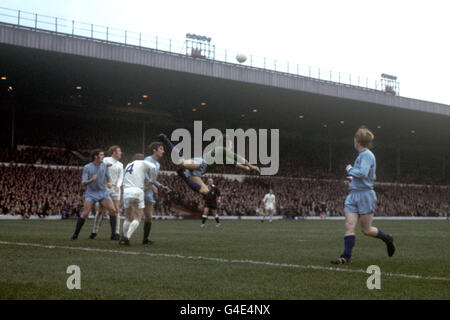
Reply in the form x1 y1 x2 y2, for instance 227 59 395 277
90 146 124 240
119 153 157 245
262 189 276 223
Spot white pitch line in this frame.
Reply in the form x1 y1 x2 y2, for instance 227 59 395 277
0 240 449 282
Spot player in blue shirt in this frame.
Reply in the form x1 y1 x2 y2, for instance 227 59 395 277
331 127 395 264
156 133 259 197
71 149 117 240
142 141 171 245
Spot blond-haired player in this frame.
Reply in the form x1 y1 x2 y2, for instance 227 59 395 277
331 126 395 264
119 154 156 245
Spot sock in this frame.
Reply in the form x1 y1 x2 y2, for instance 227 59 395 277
215 216 220 224
202 216 207 224
181 175 202 193
123 220 130 237
115 215 121 234
74 217 86 236
126 220 140 239
163 136 183 157
143 220 152 241
376 228 392 243
342 235 355 259
109 215 117 236
92 212 102 233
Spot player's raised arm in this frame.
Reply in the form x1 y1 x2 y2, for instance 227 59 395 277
235 163 251 171
223 147 260 173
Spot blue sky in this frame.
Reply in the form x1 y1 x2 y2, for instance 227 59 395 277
1 0 449 105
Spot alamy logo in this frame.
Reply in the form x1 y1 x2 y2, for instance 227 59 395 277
170 121 279 175
66 265 81 290
366 265 381 290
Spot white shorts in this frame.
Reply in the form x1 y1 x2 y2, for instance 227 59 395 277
123 187 144 209
265 205 275 211
107 187 121 201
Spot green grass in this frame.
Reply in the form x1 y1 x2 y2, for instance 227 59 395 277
0 219 449 300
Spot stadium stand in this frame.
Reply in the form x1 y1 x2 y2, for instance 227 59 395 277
0 33 447 219
0 164 447 218
0 109 448 219
1 112 448 185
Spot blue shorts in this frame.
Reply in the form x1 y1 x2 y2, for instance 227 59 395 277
144 189 156 204
344 190 377 215
85 191 111 204
185 157 208 178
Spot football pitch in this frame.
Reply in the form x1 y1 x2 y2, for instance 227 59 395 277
0 219 449 300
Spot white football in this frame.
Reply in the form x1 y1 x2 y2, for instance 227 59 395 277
236 53 247 63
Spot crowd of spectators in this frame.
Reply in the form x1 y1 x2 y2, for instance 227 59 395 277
0 164 84 218
0 112 448 221
375 185 449 217
1 113 448 185
1 144 448 186
160 174 448 218
2 146 447 186
1 112 448 185
0 164 447 219
0 146 83 166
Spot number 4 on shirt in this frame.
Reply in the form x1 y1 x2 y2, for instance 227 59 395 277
125 163 134 175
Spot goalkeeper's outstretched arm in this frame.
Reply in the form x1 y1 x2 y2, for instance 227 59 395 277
226 149 260 174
